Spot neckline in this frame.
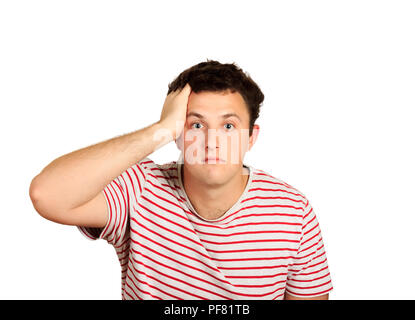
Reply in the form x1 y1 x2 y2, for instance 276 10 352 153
176 159 253 223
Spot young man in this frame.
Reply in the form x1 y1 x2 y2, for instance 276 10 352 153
29 60 333 300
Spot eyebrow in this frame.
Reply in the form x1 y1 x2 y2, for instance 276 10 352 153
187 111 241 121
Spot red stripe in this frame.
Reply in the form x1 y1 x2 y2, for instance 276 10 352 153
145 187 303 231
146 179 186 203
119 176 130 238
137 200 196 235
125 270 162 299
287 271 330 283
301 232 321 251
131 217 295 263
130 256 227 299
130 165 143 194
272 291 286 300
303 214 317 233
227 212 303 223
299 254 328 270
104 181 124 241
133 214 298 264
124 168 138 203
113 236 130 249
241 203 303 211
299 236 323 255
106 182 122 243
136 163 147 181
210 255 295 262
148 173 177 180
197 220 302 230
141 177 304 228
248 187 304 198
144 186 191 215
242 195 306 206
227 271 287 279
127 264 186 299
206 247 297 254
132 248 237 297
233 279 286 289
303 205 313 220
288 265 329 278
130 214 209 259
212 204 303 224
285 286 333 297
101 187 114 239
219 263 288 270
129 223 220 273
108 180 126 245
129 244 231 286
134 251 285 299
197 229 301 238
123 289 136 300
192 212 301 231
289 256 328 274
252 179 290 186
79 227 96 240
255 172 277 179
150 167 177 172
254 174 295 189
200 237 300 246
124 280 142 300
114 242 130 256
286 279 331 290
297 242 324 261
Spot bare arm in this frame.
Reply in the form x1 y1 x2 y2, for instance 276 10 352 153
29 83 192 227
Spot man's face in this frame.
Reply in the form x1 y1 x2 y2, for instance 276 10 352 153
176 89 259 186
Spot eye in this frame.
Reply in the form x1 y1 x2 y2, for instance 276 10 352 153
191 122 204 129
224 123 234 130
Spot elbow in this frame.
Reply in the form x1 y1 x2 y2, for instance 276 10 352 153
28 175 71 224
29 175 55 221
29 176 46 218
29 176 41 202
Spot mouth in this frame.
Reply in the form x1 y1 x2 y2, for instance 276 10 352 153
204 157 225 164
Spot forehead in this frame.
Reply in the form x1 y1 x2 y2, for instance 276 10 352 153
187 90 249 119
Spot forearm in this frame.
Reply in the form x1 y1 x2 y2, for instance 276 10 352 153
30 121 170 215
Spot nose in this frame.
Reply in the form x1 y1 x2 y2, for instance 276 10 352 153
206 129 220 153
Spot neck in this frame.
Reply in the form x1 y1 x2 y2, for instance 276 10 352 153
181 164 249 220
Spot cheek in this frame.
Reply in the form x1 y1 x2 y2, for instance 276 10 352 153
224 130 250 161
238 129 251 155
183 130 206 163
184 132 205 149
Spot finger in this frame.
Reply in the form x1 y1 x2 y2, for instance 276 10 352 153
181 83 192 94
169 89 181 97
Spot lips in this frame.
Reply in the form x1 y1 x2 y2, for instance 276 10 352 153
204 157 225 163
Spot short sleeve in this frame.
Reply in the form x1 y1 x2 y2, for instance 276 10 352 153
286 198 333 298
77 157 152 247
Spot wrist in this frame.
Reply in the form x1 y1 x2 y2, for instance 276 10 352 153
155 120 182 140
151 121 176 146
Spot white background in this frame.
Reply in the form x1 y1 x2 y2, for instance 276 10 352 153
1 0 414 299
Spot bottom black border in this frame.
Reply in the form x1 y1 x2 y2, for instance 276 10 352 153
0 299 411 318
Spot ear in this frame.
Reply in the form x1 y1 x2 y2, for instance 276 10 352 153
248 124 260 151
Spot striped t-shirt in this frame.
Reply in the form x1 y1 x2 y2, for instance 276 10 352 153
78 157 333 300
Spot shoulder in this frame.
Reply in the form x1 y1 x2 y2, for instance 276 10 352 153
249 165 309 211
136 157 179 180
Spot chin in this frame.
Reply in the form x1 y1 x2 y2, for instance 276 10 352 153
193 163 237 186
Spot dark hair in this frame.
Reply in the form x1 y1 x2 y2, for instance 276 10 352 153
167 59 264 136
